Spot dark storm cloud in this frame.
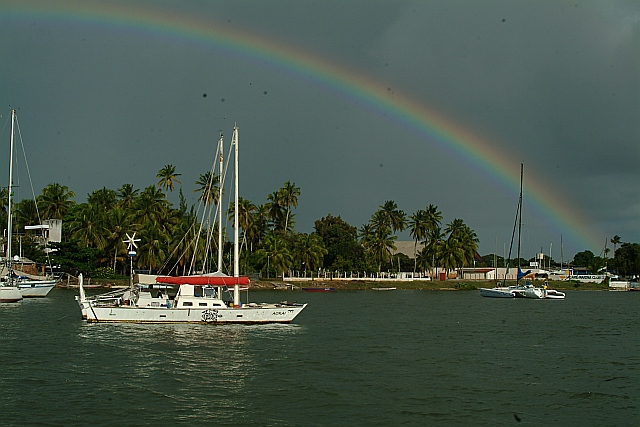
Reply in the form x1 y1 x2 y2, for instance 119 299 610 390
0 0 638 258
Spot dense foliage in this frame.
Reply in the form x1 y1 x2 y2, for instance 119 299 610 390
2 167 638 279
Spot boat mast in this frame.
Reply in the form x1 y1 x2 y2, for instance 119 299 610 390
232 125 240 307
6 109 16 282
217 133 223 273
560 234 563 270
516 163 523 285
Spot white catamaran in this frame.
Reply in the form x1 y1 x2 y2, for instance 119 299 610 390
480 164 565 300
76 125 307 323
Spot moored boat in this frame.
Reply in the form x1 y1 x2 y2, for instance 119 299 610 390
17 279 57 298
480 164 564 300
0 286 23 303
76 125 307 324
544 289 566 299
1 110 23 303
12 268 58 297
479 286 515 298
2 110 58 300
303 287 335 292
77 273 305 324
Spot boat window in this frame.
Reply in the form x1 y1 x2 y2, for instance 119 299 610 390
194 287 203 297
199 303 208 307
204 287 215 297
182 301 193 307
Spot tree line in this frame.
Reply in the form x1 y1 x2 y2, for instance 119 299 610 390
2 165 638 279
0 164 479 279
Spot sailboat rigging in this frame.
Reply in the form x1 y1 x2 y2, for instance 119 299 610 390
2 110 58 299
1 109 23 303
480 164 565 299
76 124 307 323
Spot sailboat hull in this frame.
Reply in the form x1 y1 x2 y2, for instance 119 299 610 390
514 287 544 299
481 285 565 299
0 286 23 303
18 281 56 298
480 287 515 298
82 304 307 324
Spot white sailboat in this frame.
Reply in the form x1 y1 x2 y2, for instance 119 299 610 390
0 285 22 303
2 110 57 298
1 110 23 303
16 274 57 298
480 164 565 299
76 125 307 323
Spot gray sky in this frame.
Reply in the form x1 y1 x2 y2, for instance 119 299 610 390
1 0 638 261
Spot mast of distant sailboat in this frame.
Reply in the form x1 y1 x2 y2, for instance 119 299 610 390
560 234 564 270
516 163 523 286
502 163 523 287
6 110 16 284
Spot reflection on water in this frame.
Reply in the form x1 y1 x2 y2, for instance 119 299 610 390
1 289 638 426
71 319 306 425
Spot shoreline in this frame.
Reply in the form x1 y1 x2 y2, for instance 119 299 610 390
57 277 612 292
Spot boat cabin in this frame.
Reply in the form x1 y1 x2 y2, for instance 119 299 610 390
174 284 230 308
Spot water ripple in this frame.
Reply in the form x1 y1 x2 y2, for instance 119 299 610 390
1 289 638 426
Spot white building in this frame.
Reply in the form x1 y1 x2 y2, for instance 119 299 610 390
24 219 62 252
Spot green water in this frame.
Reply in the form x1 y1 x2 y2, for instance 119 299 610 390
1 289 638 426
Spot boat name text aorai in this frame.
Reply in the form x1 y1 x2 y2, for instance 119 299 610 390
202 309 219 322
272 310 295 316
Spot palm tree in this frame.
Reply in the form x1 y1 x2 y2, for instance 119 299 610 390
117 184 139 209
419 204 443 276
228 197 258 253
377 200 407 234
369 210 389 233
168 215 199 275
14 199 40 231
68 203 107 249
157 164 182 194
358 223 375 252
103 206 133 272
266 191 286 231
244 204 269 251
409 209 428 272
137 220 170 274
611 235 622 256
445 218 466 240
194 171 220 205
37 183 75 219
439 238 464 277
416 246 433 273
256 233 292 278
424 204 443 237
293 233 327 274
135 186 171 228
367 224 397 272
88 187 117 211
424 226 444 278
440 219 479 274
459 225 479 267
177 188 189 217
279 181 300 233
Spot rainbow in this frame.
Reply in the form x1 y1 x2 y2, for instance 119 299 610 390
2 1 601 251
